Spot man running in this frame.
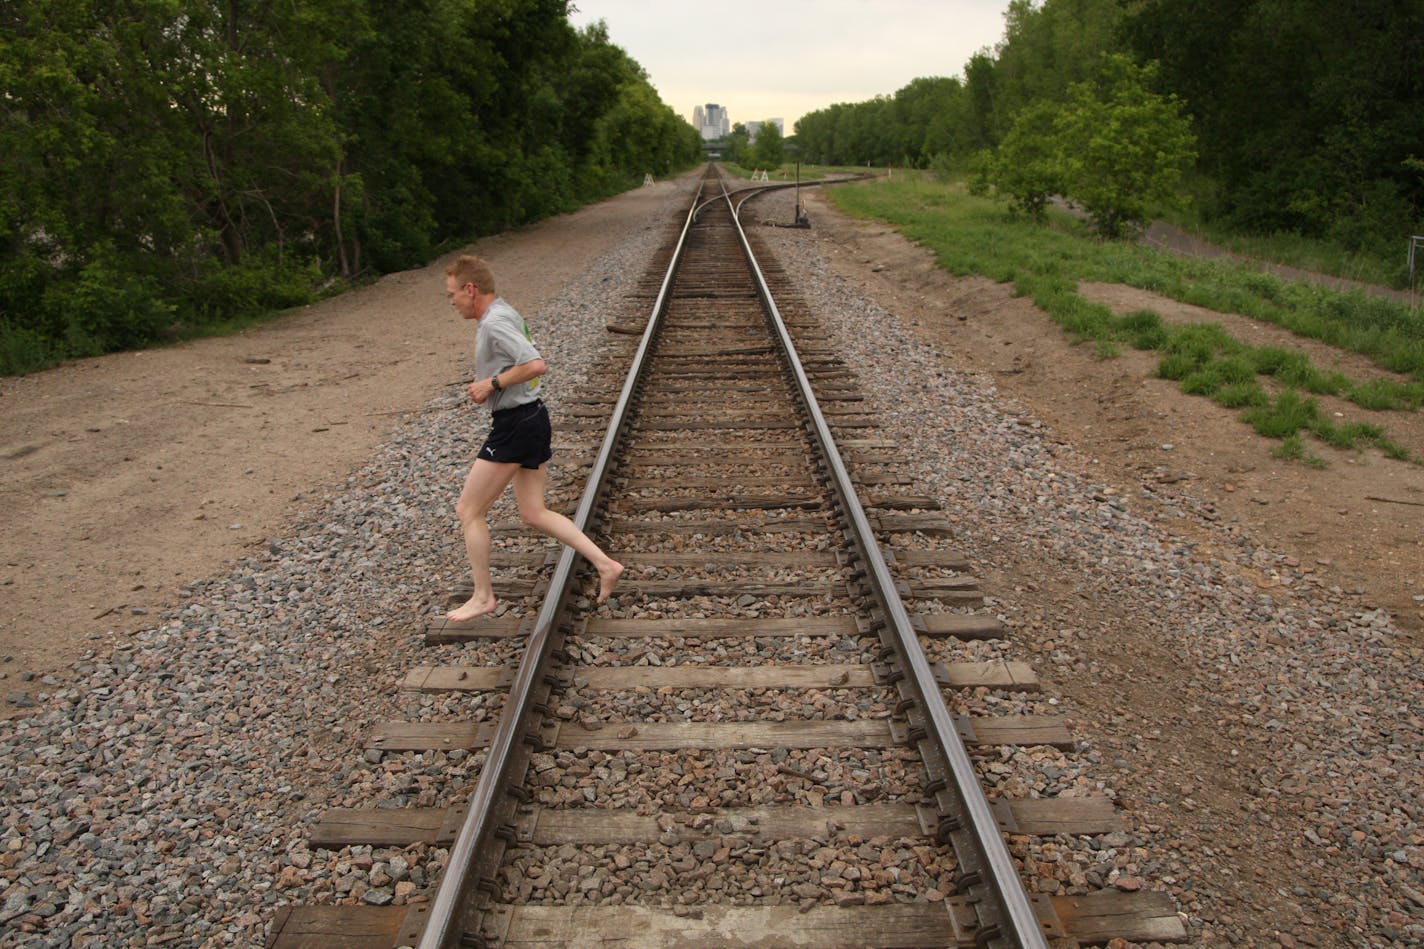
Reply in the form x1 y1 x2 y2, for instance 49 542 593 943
443 254 622 621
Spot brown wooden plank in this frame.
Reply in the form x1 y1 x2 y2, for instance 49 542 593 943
959 714 1074 749
637 396 789 410
552 719 895 751
997 796 1120 836
622 475 821 489
495 903 956 948
615 551 840 567
523 802 922 845
580 616 858 638
657 344 776 358
911 614 1006 639
367 721 496 752
873 514 957 535
607 516 830 535
630 495 823 513
310 806 465 849
571 664 876 690
633 419 802 432
868 494 943 511
623 449 810 465
852 471 913 486
265 905 409 949
401 666 513 693
935 660 1039 692
616 580 843 598
1050 890 1189 942
423 614 525 643
638 387 850 402
637 409 800 422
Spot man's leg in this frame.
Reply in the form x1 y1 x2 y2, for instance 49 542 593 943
512 464 623 603
448 458 521 621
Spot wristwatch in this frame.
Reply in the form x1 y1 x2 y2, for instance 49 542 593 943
490 374 503 391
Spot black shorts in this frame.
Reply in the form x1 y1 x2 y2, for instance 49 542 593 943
478 399 553 469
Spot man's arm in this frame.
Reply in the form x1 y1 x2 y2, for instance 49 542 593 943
468 357 546 403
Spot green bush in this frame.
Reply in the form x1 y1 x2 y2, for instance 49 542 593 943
40 251 176 353
0 322 55 376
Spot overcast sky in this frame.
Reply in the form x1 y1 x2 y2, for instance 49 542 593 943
568 0 1011 134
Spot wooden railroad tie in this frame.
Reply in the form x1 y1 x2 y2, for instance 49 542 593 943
364 716 1073 755
422 613 1005 644
268 887 1185 948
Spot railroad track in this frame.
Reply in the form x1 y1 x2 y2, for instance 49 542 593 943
267 168 1187 947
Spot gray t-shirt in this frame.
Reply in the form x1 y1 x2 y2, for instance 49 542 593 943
475 297 542 412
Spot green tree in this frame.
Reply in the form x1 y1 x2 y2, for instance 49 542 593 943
752 122 785 169
1122 0 1424 248
723 123 751 165
892 76 966 165
0 0 703 374
974 101 1063 220
994 0 1123 119
961 50 1002 149
1055 55 1196 237
0 0 352 358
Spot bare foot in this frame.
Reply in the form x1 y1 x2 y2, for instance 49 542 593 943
595 559 624 604
446 594 497 622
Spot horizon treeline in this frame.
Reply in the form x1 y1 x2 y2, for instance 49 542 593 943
794 0 1423 262
0 0 703 373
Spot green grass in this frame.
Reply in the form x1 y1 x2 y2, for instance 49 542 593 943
1160 202 1408 289
825 175 1423 463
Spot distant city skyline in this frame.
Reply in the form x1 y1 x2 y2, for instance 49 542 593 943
692 104 784 141
692 103 730 141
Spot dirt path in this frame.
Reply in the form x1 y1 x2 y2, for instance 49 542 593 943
0 182 681 708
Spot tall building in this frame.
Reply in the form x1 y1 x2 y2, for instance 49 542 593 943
745 118 784 144
695 103 729 141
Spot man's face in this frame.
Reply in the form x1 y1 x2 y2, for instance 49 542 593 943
445 275 484 320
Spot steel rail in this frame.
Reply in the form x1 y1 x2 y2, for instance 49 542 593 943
723 189 1052 948
416 177 707 949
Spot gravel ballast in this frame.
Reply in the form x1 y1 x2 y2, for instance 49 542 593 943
2 179 1421 948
